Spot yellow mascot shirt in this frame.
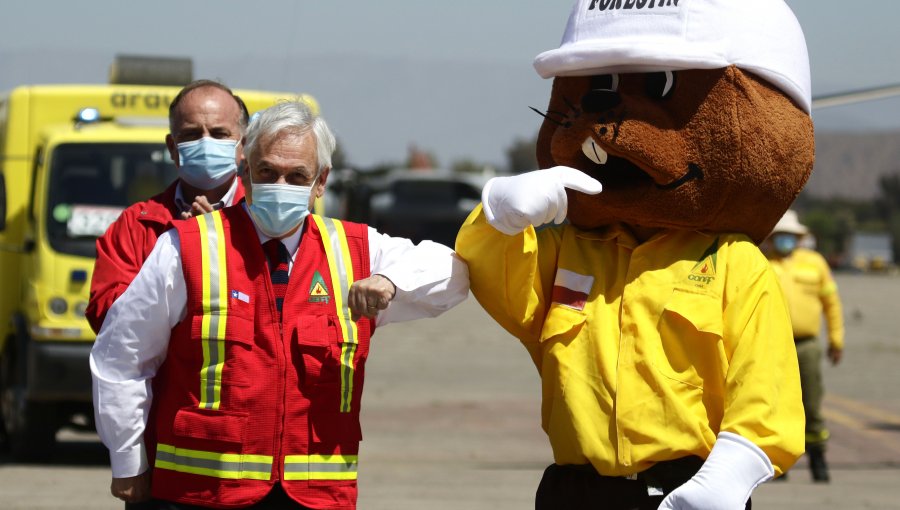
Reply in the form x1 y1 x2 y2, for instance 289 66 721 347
456 205 804 476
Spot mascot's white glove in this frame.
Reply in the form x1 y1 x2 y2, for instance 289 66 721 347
658 432 774 510
481 166 603 235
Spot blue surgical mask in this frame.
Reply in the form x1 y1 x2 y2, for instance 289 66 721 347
772 233 799 255
247 180 314 238
176 137 239 190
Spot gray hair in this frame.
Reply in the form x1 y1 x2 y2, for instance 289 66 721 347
243 100 336 173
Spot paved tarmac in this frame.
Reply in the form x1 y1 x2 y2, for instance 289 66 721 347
1 272 899 509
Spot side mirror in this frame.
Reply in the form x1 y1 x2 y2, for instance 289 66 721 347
0 172 7 231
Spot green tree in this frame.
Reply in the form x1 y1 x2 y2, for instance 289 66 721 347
331 139 348 169
505 135 538 174
802 207 855 262
451 158 488 175
794 191 886 264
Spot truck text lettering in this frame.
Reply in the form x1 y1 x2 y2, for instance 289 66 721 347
110 92 171 110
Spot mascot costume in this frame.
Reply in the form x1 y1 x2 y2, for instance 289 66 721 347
456 1 812 508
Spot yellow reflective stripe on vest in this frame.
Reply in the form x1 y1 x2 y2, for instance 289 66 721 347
196 212 228 410
283 454 358 481
310 215 359 413
155 443 272 480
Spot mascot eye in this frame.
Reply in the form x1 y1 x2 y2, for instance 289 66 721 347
646 71 676 99
590 74 619 92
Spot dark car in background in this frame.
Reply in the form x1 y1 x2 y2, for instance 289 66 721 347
368 171 485 247
324 169 485 247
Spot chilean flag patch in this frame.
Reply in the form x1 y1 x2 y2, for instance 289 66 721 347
231 289 250 304
551 269 594 311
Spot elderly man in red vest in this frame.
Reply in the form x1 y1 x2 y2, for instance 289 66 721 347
90 100 470 509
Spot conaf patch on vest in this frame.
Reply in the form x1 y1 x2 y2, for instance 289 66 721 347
687 238 719 288
308 271 330 304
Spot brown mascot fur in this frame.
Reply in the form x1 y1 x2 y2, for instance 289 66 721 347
538 67 813 242
457 0 813 508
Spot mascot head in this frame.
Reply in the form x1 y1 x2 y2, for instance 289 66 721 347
533 0 814 243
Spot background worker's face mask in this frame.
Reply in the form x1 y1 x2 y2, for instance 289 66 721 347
772 233 799 256
176 137 239 190
247 172 316 238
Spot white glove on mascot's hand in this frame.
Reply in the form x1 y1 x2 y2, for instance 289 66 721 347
481 166 603 235
658 432 774 510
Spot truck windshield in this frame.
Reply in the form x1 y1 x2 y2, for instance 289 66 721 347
45 143 177 258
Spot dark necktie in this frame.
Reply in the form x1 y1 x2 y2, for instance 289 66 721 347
263 239 290 319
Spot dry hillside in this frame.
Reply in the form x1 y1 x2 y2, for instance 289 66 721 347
805 131 900 200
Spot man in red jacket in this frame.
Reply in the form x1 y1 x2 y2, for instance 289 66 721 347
86 79 249 333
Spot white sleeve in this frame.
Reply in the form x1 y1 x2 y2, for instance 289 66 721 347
89 229 188 478
367 227 469 327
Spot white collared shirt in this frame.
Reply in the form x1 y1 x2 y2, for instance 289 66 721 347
90 206 469 477
173 177 240 214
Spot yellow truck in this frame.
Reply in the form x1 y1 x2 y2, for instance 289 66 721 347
0 70 314 459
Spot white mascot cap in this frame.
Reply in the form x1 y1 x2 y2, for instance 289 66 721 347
534 0 811 114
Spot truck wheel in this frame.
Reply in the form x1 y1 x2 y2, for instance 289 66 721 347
1 347 57 462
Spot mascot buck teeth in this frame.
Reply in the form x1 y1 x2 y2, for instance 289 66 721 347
456 1 812 508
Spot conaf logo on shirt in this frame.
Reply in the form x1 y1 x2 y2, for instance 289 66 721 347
308 271 330 304
688 238 719 288
588 0 680 12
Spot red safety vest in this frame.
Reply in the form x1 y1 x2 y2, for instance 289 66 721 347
87 178 246 333
151 206 373 509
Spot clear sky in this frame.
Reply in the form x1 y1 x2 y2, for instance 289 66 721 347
2 1 898 168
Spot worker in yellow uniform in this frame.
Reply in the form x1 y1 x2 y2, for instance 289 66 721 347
763 209 844 483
